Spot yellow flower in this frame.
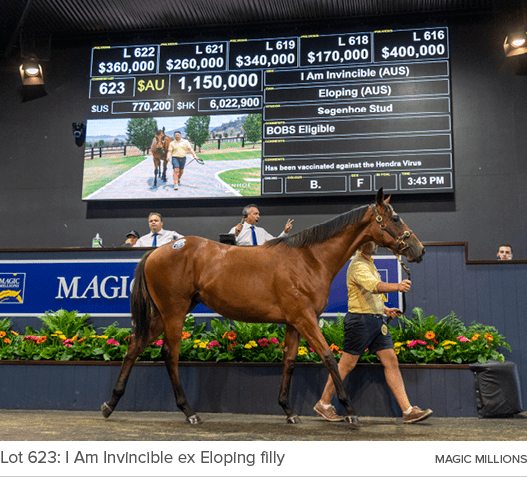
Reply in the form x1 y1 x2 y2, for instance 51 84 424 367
194 339 201 343
298 346 308 356
11 331 19 336
444 345 451 350
193 344 198 349
441 340 457 347
248 340 258 348
244 343 253 349
55 331 63 334
59 335 67 340
394 342 404 348
199 342 207 348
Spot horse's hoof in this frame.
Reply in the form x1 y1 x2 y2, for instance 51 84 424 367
186 414 202 424
101 402 113 419
286 415 301 424
344 415 360 425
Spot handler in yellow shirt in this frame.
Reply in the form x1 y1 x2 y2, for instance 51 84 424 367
313 241 433 424
167 131 198 190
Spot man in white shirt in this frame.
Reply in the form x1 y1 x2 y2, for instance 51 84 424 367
134 212 183 247
229 204 293 246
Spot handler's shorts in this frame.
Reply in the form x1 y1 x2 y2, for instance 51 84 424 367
171 156 187 169
342 312 394 356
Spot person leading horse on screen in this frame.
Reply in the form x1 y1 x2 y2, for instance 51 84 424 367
167 131 199 191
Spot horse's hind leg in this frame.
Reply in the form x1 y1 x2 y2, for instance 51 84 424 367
278 325 302 424
153 165 158 186
294 318 359 425
162 315 201 424
101 319 163 418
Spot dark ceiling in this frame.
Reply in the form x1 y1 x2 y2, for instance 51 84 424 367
1 0 522 59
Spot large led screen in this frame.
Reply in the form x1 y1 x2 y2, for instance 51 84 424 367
82 26 453 201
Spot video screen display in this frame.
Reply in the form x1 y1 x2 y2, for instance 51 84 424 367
82 26 452 201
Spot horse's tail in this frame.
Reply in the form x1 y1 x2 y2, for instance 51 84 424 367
131 249 158 347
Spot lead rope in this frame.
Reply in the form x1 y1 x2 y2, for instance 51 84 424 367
394 253 411 322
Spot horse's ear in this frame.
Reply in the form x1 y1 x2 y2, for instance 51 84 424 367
375 188 391 207
375 188 384 206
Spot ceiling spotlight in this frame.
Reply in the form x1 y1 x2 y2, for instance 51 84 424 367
504 29 527 57
19 56 44 85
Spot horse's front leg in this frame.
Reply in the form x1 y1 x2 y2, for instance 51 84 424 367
294 318 359 425
153 163 158 186
278 324 302 424
161 160 167 182
163 318 201 424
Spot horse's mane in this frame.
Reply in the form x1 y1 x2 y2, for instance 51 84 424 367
265 204 370 248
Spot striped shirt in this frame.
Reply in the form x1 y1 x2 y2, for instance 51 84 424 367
347 251 383 314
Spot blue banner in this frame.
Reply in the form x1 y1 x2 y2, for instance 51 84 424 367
0 256 401 317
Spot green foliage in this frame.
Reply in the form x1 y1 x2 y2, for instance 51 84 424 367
39 309 91 338
389 308 511 365
0 308 512 365
185 116 210 150
126 117 158 152
242 113 262 146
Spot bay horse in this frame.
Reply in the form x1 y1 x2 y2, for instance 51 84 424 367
101 189 425 425
151 127 171 187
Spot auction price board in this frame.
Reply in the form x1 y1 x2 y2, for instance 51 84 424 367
88 26 453 196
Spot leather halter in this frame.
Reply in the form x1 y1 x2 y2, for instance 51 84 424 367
372 204 412 315
372 204 413 257
154 134 167 154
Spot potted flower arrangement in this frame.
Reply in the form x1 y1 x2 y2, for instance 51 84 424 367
0 307 511 365
0 308 513 417
365 308 511 365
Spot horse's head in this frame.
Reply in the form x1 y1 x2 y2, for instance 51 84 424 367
370 188 425 263
153 128 167 155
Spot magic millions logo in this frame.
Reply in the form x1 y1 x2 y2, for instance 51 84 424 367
0 273 26 304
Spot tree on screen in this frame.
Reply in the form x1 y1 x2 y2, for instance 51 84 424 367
126 118 158 153
185 116 210 152
243 114 262 148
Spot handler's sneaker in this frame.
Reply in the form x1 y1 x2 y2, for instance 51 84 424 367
313 400 344 422
174 184 178 190
403 406 433 424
